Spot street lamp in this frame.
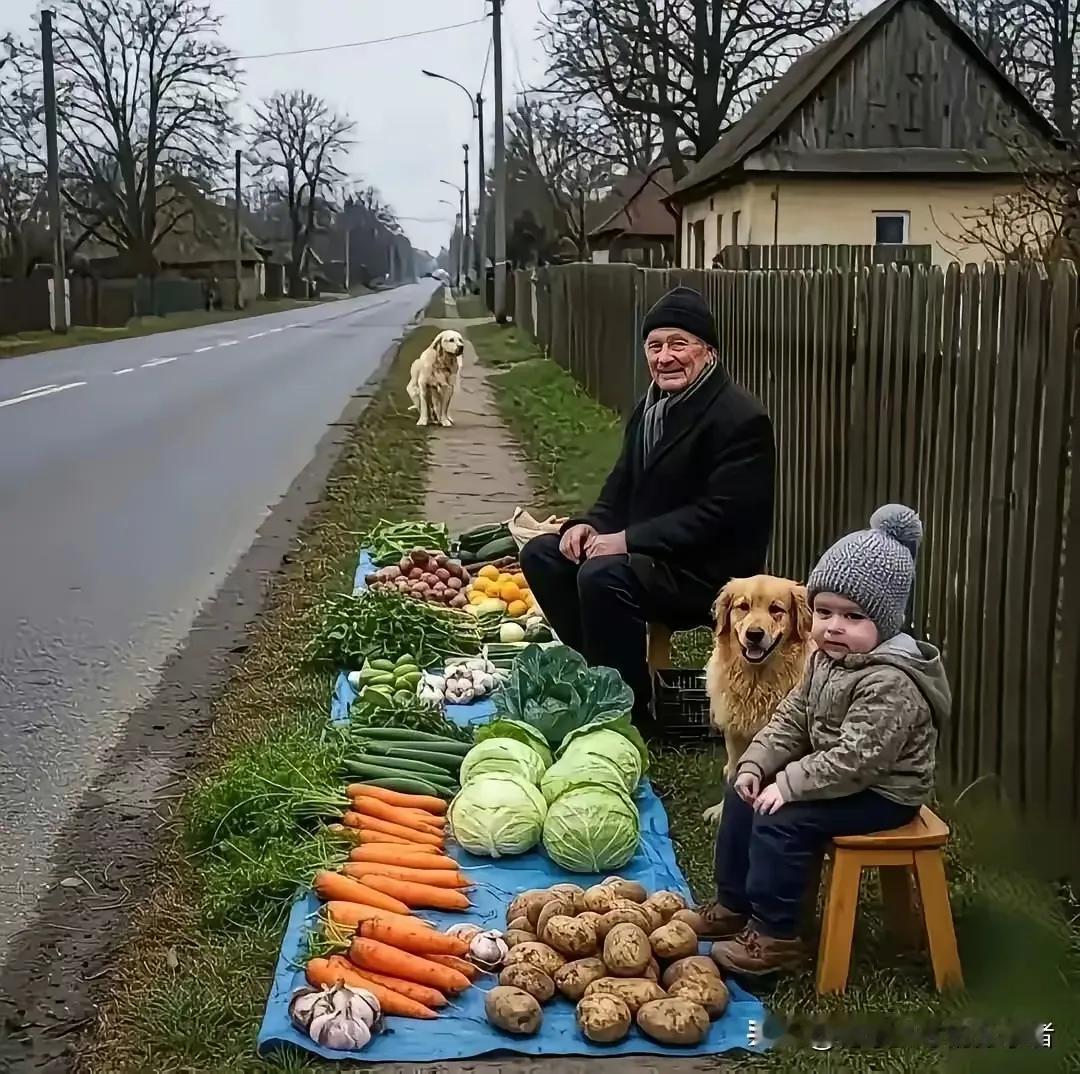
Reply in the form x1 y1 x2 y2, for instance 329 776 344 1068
422 68 486 298
438 197 463 288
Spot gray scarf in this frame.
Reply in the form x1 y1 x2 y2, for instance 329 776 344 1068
641 360 717 464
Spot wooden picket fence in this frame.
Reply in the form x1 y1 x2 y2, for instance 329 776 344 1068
515 260 1080 823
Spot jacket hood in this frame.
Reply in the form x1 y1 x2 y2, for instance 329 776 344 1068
842 633 952 728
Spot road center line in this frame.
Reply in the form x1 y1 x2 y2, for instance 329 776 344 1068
217 340 238 347
142 356 178 368
266 327 283 333
113 368 135 375
248 330 267 339
21 383 58 395
194 345 214 353
0 381 86 409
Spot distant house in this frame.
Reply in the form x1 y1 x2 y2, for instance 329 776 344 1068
590 165 676 267
668 0 1063 269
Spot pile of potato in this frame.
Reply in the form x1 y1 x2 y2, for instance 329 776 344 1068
483 876 729 1047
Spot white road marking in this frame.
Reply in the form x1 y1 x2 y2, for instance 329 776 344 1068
113 368 135 375
217 339 238 348
194 345 214 353
21 383 57 395
0 381 86 409
267 327 283 334
284 322 304 328
142 356 178 368
248 331 267 338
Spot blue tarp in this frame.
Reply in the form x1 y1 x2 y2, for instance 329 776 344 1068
255 548 768 1063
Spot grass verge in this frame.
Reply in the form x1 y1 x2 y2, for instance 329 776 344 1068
81 317 440 1074
467 321 1080 1072
0 297 325 358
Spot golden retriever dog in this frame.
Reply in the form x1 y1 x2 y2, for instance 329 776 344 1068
407 329 465 427
703 575 812 822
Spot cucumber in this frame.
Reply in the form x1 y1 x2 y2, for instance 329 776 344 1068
351 727 472 750
475 535 517 561
369 658 397 672
383 747 464 772
343 757 458 785
394 669 422 683
363 775 452 798
394 653 418 667
366 671 397 686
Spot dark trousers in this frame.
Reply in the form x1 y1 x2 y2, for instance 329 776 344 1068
519 533 652 724
714 783 918 938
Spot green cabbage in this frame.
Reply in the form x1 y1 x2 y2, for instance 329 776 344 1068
474 719 554 769
558 727 643 793
542 782 640 873
460 736 547 786
448 773 547 857
540 751 626 804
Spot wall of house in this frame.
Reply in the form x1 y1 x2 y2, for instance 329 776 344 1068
679 176 1036 268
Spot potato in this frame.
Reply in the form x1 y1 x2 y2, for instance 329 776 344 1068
643 957 660 982
577 911 606 936
485 986 543 1035
643 890 687 923
584 977 667 1015
584 884 623 914
548 883 587 915
553 957 608 1002
542 914 599 959
671 908 708 936
598 906 653 939
635 900 665 932
503 941 566 978
603 923 652 977
661 955 722 991
535 898 574 939
507 915 532 933
505 929 538 949
507 890 547 926
602 876 648 903
526 891 564 928
576 993 632 1044
649 920 700 962
636 997 710 1046
499 964 556 1003
668 974 730 1019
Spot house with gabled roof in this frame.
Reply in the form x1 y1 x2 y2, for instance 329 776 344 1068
668 0 1063 269
589 164 676 267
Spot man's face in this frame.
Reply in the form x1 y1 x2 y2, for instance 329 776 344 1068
645 327 713 391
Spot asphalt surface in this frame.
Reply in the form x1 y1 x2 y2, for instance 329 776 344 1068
0 284 434 965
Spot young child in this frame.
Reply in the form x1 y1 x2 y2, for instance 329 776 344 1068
702 504 951 976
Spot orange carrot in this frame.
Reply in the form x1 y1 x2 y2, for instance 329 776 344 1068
426 954 480 980
348 829 424 847
327 955 447 1009
351 796 444 834
342 862 471 889
360 874 471 911
356 917 469 957
347 783 448 815
342 812 444 847
349 937 471 993
313 871 412 914
323 900 432 931
348 845 454 868
306 957 437 1019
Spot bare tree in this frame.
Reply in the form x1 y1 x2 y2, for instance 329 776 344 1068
0 43 45 273
542 0 850 180
2 0 238 269
248 90 354 295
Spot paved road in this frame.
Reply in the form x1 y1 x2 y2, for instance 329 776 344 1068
0 284 434 961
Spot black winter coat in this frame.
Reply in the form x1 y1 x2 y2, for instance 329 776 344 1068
574 365 775 626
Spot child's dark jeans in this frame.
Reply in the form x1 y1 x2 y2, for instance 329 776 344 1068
713 783 918 938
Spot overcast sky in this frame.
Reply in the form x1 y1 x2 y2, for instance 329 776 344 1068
3 1 554 255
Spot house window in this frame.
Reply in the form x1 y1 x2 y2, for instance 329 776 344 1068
874 211 910 244
693 219 706 268
731 210 741 246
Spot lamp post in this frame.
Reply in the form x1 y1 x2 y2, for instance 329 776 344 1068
422 68 486 297
440 180 464 291
438 198 462 287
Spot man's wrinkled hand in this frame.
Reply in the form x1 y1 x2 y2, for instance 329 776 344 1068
752 783 786 815
584 530 627 558
559 523 595 562
733 771 760 803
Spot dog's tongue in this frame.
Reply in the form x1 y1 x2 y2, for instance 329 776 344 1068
744 644 766 661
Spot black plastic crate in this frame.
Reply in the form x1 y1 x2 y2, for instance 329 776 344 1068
652 667 717 745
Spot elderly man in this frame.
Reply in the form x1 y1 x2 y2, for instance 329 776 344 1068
520 286 775 726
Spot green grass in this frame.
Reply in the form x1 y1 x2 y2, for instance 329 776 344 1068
84 313 442 1074
426 287 447 319
467 320 1080 1072
0 297 324 358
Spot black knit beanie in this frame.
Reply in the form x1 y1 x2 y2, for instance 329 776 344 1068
640 286 718 351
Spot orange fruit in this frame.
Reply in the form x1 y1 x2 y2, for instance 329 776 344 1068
507 600 528 618
500 582 522 603
512 572 527 588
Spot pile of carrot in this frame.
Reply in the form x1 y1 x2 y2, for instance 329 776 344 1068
307 783 480 1020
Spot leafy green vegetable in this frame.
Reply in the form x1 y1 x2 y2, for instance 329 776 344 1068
348 695 472 740
542 782 640 873
493 644 635 746
474 718 554 768
460 737 547 786
448 773 548 857
540 751 626 804
559 726 644 791
364 519 449 566
559 711 649 773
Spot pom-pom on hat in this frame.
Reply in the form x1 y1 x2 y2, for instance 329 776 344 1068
807 504 923 640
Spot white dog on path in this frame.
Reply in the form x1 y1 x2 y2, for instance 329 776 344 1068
406 329 465 427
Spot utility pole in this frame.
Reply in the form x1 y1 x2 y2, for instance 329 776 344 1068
578 187 588 260
457 200 465 290
462 143 470 291
476 92 486 302
491 0 507 322
41 9 67 333
344 225 350 292
233 149 243 309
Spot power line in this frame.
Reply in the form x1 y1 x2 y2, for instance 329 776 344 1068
237 18 486 61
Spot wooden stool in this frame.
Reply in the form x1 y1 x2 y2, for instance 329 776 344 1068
646 623 672 674
816 805 963 994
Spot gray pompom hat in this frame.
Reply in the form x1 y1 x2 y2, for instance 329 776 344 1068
807 504 923 640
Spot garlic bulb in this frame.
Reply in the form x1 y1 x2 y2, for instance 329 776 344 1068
308 1010 372 1051
288 985 334 1030
469 929 509 971
446 922 482 943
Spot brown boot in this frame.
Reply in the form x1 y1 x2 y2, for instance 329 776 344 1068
709 923 805 976
693 901 749 940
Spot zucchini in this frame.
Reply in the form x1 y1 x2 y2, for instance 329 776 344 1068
475 535 517 561
352 727 472 750
383 747 464 772
342 762 458 791
363 775 452 798
343 754 454 779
